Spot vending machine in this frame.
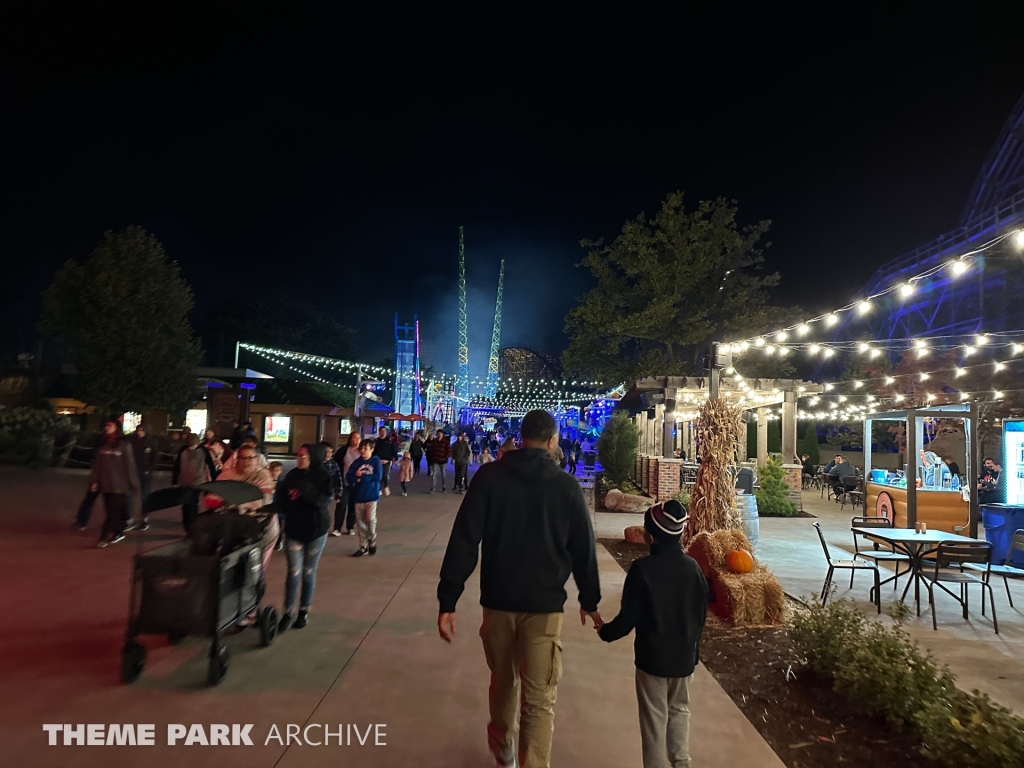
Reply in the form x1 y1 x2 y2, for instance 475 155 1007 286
1004 419 1024 506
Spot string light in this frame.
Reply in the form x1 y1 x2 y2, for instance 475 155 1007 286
977 334 990 346
725 230 1016 346
797 324 810 335
995 361 1006 372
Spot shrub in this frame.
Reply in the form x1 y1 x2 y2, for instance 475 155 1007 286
674 488 691 509
755 455 797 516
597 411 639 486
917 690 1024 768
789 595 1024 764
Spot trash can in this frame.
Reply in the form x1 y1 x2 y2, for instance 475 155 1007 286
980 504 1024 567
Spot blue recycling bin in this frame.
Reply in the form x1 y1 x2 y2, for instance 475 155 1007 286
980 505 1024 567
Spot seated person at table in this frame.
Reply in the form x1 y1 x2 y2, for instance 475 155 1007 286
978 457 1003 504
822 455 841 475
801 454 815 482
942 456 961 478
828 456 856 496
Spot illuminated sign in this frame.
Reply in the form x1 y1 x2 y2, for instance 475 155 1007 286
264 416 291 443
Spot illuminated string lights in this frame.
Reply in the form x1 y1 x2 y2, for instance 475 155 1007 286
727 230 1021 346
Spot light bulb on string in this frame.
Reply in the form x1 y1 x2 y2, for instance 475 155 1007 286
870 348 882 359
755 337 765 347
955 367 966 377
951 260 968 276
995 361 1006 372
926 393 936 401
995 391 1004 399
853 380 863 389
797 324 810 336
1013 344 1024 356
858 300 872 314
776 331 788 342
825 313 839 326
960 392 970 401
976 335 989 346
885 376 895 385
919 373 930 381
823 348 835 358
809 344 820 354
964 345 977 356
1016 230 1024 248
899 283 915 298
858 342 870 353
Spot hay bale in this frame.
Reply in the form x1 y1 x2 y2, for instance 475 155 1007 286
709 570 785 625
624 525 647 544
710 528 753 557
686 531 727 574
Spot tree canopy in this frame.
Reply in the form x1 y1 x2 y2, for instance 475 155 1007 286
562 192 794 383
41 227 203 415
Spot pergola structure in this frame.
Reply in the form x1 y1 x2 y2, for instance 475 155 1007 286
620 375 824 465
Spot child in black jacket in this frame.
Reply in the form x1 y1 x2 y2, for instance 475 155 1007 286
598 500 707 768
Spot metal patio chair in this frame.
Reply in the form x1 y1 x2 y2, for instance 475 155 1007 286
839 475 864 511
921 540 997 633
814 522 880 612
850 516 910 590
962 529 1024 608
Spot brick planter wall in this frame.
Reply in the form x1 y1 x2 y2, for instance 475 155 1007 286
656 458 682 502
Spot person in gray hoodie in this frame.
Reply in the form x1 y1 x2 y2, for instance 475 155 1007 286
89 420 140 547
172 433 214 531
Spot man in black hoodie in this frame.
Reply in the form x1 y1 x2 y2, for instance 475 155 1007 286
598 500 707 768
437 409 602 768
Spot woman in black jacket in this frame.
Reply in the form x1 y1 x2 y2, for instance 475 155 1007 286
278 443 332 632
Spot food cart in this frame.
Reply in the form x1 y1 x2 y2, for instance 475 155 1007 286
862 403 978 536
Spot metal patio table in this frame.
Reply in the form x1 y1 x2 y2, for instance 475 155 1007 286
851 527 987 615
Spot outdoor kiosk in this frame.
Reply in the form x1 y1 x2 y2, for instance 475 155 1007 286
862 403 979 537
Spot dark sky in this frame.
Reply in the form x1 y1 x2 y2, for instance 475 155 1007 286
3 6 1023 376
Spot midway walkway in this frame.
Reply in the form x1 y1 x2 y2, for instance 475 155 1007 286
0 466 783 767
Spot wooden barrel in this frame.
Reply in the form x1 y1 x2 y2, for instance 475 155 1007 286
736 494 759 552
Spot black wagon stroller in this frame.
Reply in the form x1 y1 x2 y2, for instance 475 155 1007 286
121 480 279 686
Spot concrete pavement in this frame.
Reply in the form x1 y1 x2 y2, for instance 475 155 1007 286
0 466 784 767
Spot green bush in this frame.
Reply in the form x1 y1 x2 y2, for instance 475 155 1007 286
674 488 691 509
917 690 1024 768
790 596 1024 765
597 411 639 486
754 455 797 516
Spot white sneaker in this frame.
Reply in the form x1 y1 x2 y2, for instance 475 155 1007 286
330 530 342 537
493 747 516 768
384 487 391 497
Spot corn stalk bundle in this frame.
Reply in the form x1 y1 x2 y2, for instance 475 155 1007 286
683 397 743 545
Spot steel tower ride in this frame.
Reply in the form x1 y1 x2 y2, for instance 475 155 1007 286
485 259 505 399
457 226 469 407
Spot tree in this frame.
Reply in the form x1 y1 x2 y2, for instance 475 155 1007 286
597 411 640 486
41 227 203 415
801 424 821 464
755 455 798 516
563 192 797 382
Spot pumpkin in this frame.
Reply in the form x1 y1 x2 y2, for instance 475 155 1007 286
725 549 754 574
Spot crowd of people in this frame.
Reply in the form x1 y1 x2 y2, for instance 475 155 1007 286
75 413 711 768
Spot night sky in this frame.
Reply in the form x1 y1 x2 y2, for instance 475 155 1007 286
4 7 1023 377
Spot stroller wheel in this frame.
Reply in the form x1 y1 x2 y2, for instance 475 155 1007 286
259 606 278 647
207 644 229 686
121 642 146 684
